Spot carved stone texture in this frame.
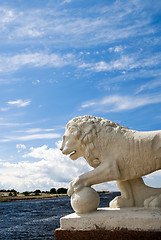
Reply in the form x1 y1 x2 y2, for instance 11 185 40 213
60 115 161 212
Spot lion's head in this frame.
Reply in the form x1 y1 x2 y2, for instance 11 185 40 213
60 127 84 160
60 115 127 165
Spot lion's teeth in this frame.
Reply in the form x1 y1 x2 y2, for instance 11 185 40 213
69 150 76 156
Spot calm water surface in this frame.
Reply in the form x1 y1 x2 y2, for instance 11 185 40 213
0 192 120 240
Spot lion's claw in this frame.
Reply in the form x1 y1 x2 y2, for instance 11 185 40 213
68 177 86 195
67 188 74 196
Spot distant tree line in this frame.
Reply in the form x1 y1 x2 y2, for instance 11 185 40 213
22 188 67 196
0 189 18 196
0 188 68 196
0 189 18 193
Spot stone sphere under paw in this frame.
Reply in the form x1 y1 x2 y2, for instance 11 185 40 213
71 187 100 214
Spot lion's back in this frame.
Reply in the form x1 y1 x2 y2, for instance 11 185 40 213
114 130 161 180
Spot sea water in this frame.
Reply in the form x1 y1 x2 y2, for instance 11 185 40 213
0 192 120 240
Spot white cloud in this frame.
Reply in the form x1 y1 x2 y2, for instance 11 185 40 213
79 56 134 72
108 46 124 53
16 144 26 152
32 79 40 85
130 54 161 70
16 128 56 134
81 94 161 112
0 7 15 24
136 79 161 94
81 102 96 108
0 107 9 112
8 99 31 107
0 117 51 128
0 122 32 127
0 159 6 162
98 69 161 92
63 0 71 3
0 77 23 85
0 3 160 77
0 52 74 73
0 143 91 192
18 133 60 141
79 52 161 73
0 133 61 142
0 1 158 48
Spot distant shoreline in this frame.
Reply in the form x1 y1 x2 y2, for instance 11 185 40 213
0 194 68 202
0 191 113 202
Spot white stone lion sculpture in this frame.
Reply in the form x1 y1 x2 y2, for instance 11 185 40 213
60 115 161 208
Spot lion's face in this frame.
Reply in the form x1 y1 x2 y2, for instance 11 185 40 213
60 129 84 160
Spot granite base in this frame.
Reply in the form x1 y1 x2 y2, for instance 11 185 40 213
55 207 161 240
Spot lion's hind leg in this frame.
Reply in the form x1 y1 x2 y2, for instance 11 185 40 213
144 194 161 208
129 177 161 208
109 180 135 208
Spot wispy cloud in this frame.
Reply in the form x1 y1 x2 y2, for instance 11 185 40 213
0 0 161 192
63 0 72 3
16 144 26 152
79 56 134 72
0 7 15 24
0 2 160 76
0 107 10 112
79 53 161 73
97 68 161 92
0 121 32 127
0 77 23 85
136 79 161 94
0 118 50 127
16 128 56 134
8 99 31 107
32 79 40 85
0 1 160 48
108 46 124 53
80 94 161 112
0 52 74 73
0 133 61 142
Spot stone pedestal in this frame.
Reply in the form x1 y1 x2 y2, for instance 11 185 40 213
55 207 161 240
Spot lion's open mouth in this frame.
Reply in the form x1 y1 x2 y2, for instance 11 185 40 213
69 150 76 157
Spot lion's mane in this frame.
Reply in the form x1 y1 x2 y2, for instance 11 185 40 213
66 115 129 161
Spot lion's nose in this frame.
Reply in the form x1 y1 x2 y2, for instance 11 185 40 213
60 146 63 151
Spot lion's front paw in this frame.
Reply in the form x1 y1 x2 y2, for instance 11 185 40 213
144 194 161 208
109 196 134 208
68 177 86 196
67 187 74 196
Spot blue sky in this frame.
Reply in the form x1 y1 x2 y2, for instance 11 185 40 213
0 0 161 192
